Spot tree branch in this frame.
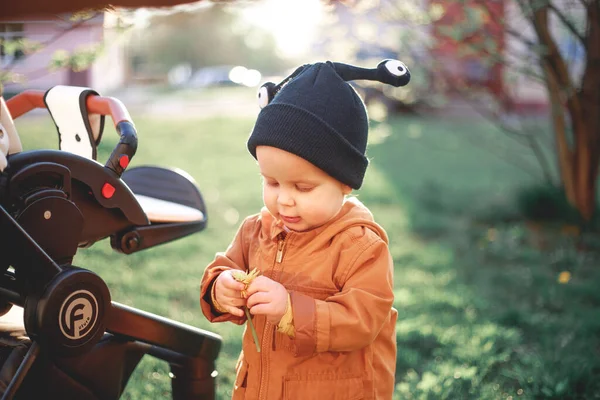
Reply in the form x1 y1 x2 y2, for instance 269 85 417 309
3 13 97 73
460 91 555 182
547 2 586 45
530 2 585 138
472 0 541 49
434 0 547 82
426 62 555 181
408 122 543 180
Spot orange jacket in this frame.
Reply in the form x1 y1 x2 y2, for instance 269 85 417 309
200 199 396 400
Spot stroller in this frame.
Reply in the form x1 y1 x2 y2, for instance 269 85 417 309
0 86 221 399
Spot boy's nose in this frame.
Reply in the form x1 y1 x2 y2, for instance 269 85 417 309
277 189 294 206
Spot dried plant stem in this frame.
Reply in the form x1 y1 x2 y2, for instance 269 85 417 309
244 306 261 353
231 268 262 352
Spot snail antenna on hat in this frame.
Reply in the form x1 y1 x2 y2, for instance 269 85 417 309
256 59 410 109
329 59 410 87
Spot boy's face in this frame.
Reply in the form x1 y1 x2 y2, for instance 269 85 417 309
256 146 351 232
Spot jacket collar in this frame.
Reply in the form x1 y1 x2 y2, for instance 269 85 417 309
260 197 388 246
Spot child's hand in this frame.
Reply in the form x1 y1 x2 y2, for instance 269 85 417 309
214 270 247 317
246 276 288 324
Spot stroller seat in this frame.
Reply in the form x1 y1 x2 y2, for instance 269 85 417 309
122 165 206 224
135 194 205 223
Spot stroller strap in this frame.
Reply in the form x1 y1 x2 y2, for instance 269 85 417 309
44 85 105 161
0 97 23 172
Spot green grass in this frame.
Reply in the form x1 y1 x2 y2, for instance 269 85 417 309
12 111 600 399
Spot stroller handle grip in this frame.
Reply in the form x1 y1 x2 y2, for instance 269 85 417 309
6 90 133 126
6 90 138 177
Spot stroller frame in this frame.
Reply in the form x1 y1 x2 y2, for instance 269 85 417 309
0 87 221 399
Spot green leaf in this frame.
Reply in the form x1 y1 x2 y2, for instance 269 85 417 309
555 379 569 395
541 387 554 396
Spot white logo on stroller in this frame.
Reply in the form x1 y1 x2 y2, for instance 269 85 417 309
59 290 99 340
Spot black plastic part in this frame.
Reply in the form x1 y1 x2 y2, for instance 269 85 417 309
11 335 146 400
111 220 206 255
106 302 221 362
24 335 148 400
16 195 83 266
5 150 148 226
0 205 62 292
0 344 29 399
69 179 137 246
3 158 132 250
0 300 12 318
121 166 207 215
24 267 111 357
8 162 72 200
1 342 40 400
105 121 138 177
170 355 216 400
0 272 23 306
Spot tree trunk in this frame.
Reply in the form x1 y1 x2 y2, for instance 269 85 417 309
532 1 600 221
544 64 576 204
578 0 600 221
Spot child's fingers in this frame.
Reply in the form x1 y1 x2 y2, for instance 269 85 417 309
220 286 244 300
245 276 272 296
246 292 270 309
248 303 270 315
224 297 246 308
220 273 246 291
216 288 246 308
226 306 245 317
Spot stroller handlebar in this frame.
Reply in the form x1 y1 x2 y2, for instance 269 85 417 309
6 90 138 177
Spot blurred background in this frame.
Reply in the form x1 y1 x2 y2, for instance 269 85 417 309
2 0 600 398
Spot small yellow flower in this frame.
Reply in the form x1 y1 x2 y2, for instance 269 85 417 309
231 268 260 284
558 271 571 284
232 268 260 298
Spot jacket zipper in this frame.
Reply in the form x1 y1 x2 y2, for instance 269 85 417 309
276 237 285 262
258 234 288 400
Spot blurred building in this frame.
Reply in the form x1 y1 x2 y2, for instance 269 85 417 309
429 0 506 100
429 0 552 114
322 0 576 115
0 12 127 95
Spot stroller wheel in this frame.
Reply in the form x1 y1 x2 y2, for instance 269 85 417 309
24 267 110 357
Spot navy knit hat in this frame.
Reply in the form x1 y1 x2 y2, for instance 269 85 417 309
247 60 410 189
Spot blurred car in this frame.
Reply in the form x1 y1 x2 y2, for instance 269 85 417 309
186 65 261 88
189 65 238 87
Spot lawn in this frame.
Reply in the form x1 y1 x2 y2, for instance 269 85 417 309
12 109 600 399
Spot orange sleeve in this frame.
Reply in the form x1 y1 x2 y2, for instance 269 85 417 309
277 292 295 337
200 215 258 324
292 236 394 356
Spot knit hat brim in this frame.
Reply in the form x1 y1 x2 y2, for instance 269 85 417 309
248 103 368 189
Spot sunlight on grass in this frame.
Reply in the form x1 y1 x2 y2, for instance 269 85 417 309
10 112 600 399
